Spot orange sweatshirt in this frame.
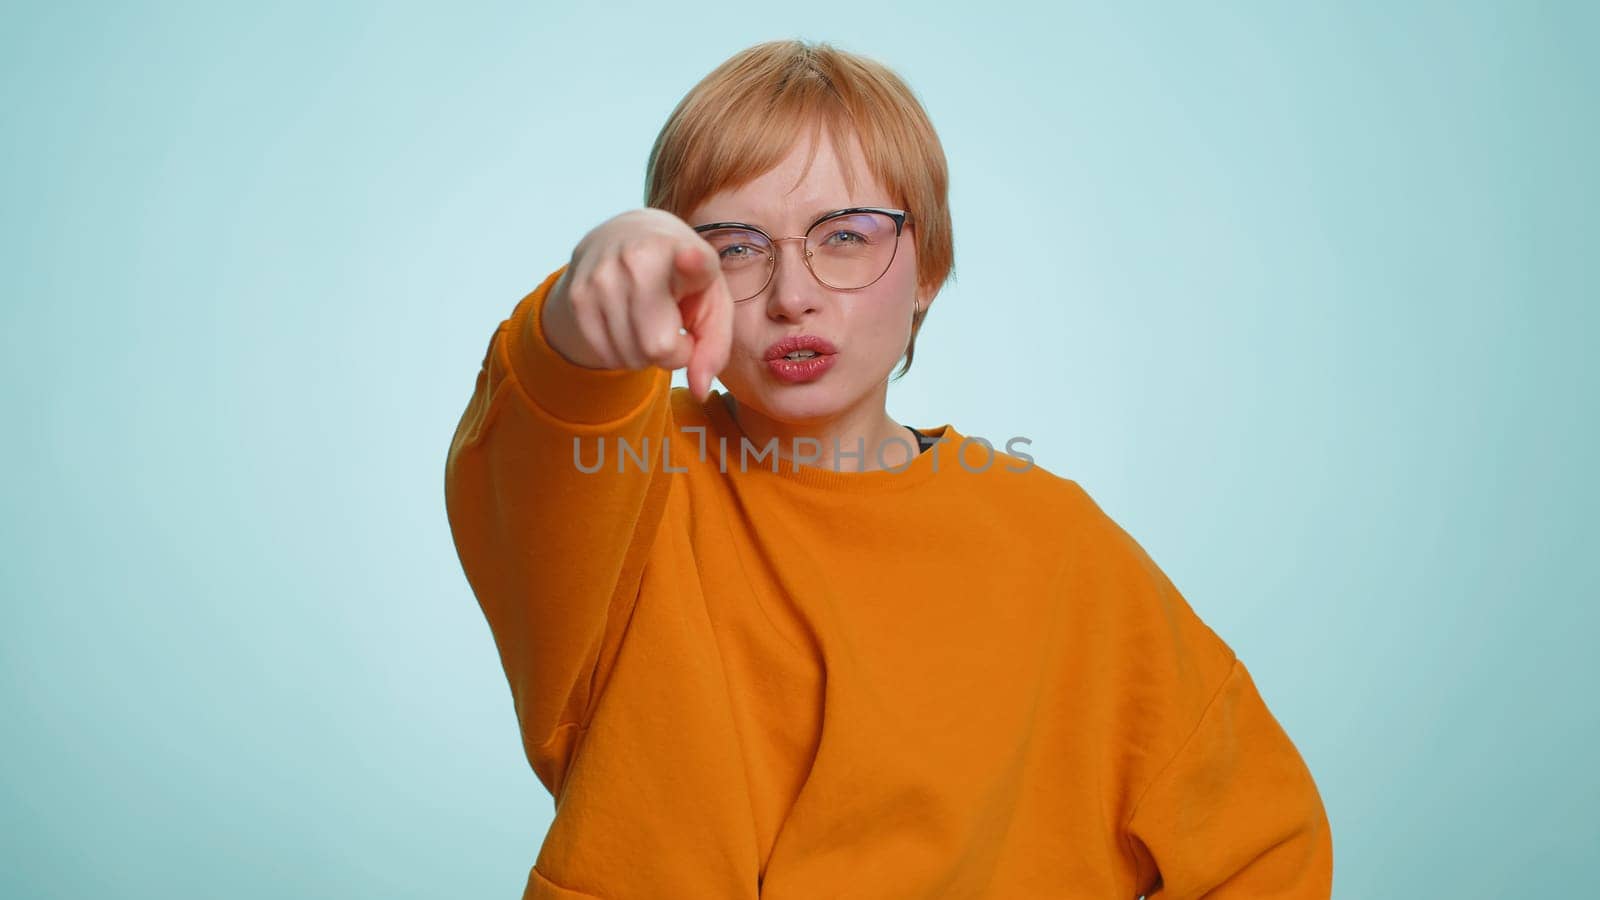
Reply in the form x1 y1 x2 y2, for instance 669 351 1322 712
445 265 1334 899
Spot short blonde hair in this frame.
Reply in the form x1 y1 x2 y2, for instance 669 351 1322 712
644 39 955 379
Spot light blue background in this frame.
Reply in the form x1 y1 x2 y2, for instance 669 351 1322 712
4 2 1595 897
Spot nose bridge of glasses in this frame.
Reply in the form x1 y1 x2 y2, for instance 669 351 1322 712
765 234 814 269
755 234 820 303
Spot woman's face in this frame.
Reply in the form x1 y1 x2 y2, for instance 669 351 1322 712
685 130 925 425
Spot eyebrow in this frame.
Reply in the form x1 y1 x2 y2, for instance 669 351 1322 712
700 206 869 233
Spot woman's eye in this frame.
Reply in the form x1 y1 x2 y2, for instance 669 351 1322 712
824 230 865 245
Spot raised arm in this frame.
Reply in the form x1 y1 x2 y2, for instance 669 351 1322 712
443 211 732 794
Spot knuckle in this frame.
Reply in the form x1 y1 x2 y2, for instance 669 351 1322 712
588 265 624 304
565 275 593 309
639 327 674 362
617 241 654 272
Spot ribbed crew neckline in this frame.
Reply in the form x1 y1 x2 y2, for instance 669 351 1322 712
698 389 958 493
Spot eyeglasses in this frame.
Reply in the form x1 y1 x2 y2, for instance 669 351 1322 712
692 207 912 303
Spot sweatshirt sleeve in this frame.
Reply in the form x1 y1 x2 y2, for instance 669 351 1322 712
1124 656 1335 898
444 264 674 795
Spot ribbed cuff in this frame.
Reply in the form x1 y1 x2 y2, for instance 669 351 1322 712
505 264 665 426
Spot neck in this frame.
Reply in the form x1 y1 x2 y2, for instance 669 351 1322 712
723 386 916 473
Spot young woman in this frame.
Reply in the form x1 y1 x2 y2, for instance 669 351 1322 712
446 40 1332 899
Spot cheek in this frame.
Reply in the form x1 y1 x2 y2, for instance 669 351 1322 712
864 266 920 332
858 302 914 346
729 307 764 358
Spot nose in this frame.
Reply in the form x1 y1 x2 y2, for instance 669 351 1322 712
764 237 823 321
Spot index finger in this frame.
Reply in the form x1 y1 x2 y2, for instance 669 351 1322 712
674 244 732 404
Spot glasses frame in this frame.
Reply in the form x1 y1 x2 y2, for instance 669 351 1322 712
692 207 913 302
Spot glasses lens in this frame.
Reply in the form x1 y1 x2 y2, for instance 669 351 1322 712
807 212 899 290
699 227 772 301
